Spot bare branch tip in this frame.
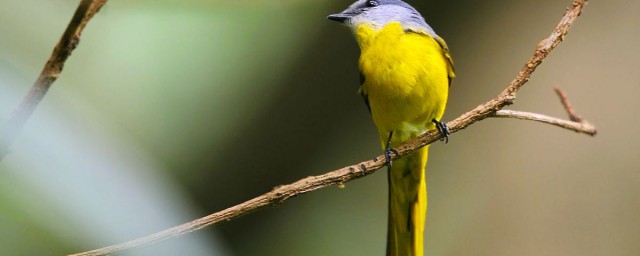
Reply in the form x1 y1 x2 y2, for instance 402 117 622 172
553 86 584 122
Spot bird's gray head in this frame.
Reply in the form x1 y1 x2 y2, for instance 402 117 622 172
327 0 436 36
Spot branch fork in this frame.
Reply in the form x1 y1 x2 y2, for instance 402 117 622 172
493 87 596 136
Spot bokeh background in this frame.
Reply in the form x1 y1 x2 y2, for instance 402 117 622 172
1 0 638 255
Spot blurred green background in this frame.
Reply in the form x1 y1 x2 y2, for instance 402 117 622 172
1 0 639 255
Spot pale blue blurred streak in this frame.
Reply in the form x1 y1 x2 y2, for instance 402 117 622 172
0 71 227 254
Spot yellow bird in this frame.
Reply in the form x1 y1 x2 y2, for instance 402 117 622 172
328 1 454 255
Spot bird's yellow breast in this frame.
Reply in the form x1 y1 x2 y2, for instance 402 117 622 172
355 22 450 146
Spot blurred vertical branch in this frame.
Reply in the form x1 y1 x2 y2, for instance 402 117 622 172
0 0 108 160
70 0 591 255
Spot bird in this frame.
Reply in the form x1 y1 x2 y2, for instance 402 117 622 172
327 1 454 255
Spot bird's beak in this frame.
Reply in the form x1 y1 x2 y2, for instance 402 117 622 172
327 13 351 23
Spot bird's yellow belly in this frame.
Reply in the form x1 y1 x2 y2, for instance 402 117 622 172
356 23 449 146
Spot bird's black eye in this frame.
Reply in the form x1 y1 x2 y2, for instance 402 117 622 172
366 0 379 7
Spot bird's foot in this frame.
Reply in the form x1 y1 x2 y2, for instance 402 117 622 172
432 119 450 144
384 144 399 167
383 131 398 166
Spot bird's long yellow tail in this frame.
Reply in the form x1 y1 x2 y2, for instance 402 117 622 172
386 145 429 256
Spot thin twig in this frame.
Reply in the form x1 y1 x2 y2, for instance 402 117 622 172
70 0 590 255
0 0 108 160
554 87 583 122
493 110 596 135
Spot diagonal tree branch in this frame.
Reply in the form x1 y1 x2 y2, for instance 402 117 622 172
70 0 592 255
388 0 590 158
0 0 108 160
